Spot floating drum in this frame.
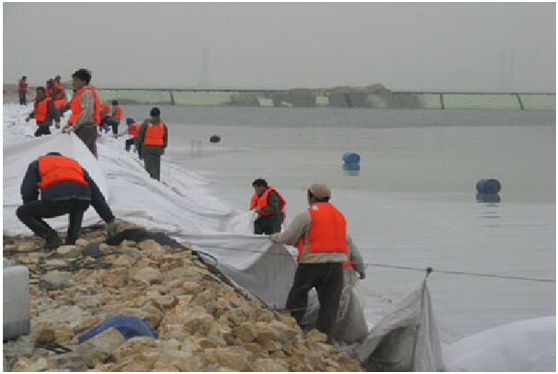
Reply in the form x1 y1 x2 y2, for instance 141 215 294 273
476 179 501 194
343 152 360 164
209 135 221 143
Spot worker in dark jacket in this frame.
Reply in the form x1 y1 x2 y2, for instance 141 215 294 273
25 87 60 137
135 107 168 181
16 152 117 249
250 178 286 235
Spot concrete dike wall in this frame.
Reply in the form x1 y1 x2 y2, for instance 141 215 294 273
96 87 555 111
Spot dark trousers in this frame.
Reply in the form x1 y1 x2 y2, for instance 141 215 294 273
18 90 26 105
16 199 90 244
125 138 135 151
108 118 120 136
254 216 281 235
34 126 51 137
74 124 98 158
286 262 344 338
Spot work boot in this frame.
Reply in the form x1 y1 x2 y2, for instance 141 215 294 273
43 236 62 250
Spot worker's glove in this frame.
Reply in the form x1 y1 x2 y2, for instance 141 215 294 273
106 220 118 236
25 117 30 123
358 271 366 280
55 120 61 129
62 125 74 134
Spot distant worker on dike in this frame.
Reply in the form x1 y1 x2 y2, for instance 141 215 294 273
98 102 112 134
45 79 54 98
125 117 140 152
51 75 67 113
62 68 102 158
250 178 286 235
107 100 122 138
16 152 117 250
18 76 28 105
269 183 349 340
135 107 168 181
25 87 60 137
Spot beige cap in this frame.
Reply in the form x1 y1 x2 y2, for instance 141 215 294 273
308 183 331 199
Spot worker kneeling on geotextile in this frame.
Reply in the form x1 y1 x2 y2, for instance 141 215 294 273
16 152 117 249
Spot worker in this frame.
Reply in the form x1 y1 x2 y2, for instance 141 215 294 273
108 100 122 138
269 183 348 340
98 102 112 134
250 178 286 235
135 107 168 181
25 87 60 137
45 79 54 98
125 117 140 152
17 76 28 105
16 152 117 249
52 75 67 110
63 68 101 158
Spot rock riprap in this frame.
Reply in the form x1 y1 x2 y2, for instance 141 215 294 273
3 225 363 371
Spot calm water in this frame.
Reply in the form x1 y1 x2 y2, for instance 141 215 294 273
126 105 555 343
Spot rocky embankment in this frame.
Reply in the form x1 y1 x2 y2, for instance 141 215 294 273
3 224 363 372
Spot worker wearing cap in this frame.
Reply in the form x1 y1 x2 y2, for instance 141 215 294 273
270 183 350 339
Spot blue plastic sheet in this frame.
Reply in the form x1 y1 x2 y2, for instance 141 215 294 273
78 314 157 344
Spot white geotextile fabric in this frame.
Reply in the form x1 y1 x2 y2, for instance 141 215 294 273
357 278 444 371
178 233 297 308
443 316 556 372
3 133 108 235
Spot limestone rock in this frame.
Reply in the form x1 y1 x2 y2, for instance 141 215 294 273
306 329 327 342
39 270 72 290
132 267 162 285
12 356 48 372
33 324 56 343
137 239 164 253
56 245 80 258
253 358 289 372
77 327 126 368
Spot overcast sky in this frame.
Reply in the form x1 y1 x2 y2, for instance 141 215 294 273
3 2 556 92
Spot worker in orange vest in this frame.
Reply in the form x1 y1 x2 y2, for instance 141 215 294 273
107 100 123 138
250 178 286 235
98 102 112 133
18 76 28 105
270 183 352 340
135 107 168 181
51 75 67 111
62 68 101 158
25 87 60 137
125 117 140 152
16 152 117 249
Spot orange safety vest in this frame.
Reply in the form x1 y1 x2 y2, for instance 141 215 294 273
113 105 122 120
33 97 52 122
53 85 65 100
37 155 88 190
68 86 101 125
143 120 165 146
54 81 64 92
18 80 28 91
54 99 67 109
296 202 349 262
128 122 140 137
250 187 286 220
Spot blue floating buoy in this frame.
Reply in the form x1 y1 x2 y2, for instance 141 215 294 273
343 152 360 164
476 179 501 194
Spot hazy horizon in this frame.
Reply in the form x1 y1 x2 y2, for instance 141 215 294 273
3 3 556 93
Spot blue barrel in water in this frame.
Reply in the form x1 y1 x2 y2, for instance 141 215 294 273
476 179 501 194
343 152 360 164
